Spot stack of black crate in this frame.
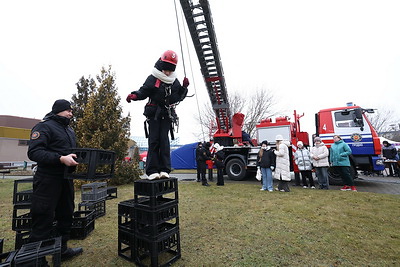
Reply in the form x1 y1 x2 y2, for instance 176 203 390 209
65 148 116 239
12 178 34 250
78 182 107 219
118 178 181 267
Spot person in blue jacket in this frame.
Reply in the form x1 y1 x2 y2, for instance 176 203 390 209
330 135 357 192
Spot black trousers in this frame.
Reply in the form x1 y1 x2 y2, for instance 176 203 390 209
278 178 290 192
146 118 171 176
216 168 224 185
300 170 315 187
196 162 201 181
334 166 354 186
294 172 301 186
198 161 207 184
29 174 74 249
208 168 213 181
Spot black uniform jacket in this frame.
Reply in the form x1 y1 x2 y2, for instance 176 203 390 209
257 148 276 169
28 113 76 178
132 75 188 119
196 147 210 162
215 150 225 169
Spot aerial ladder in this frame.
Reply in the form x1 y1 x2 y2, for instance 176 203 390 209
180 0 244 146
179 0 258 180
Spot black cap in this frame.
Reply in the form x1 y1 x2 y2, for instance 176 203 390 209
52 99 72 114
261 140 269 146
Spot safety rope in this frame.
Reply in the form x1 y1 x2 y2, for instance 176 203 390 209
174 0 206 141
173 0 186 77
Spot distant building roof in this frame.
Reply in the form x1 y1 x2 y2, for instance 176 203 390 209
0 115 41 129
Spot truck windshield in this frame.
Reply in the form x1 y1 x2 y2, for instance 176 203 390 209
334 110 363 128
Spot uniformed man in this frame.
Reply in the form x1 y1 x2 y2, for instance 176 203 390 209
195 142 203 182
28 99 83 262
197 142 211 186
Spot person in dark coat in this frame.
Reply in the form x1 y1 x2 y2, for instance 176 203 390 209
257 140 276 191
27 99 83 261
382 140 399 177
195 142 203 182
242 131 254 146
126 50 189 180
214 143 225 186
197 143 211 186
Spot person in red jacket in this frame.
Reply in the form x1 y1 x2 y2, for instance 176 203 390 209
126 50 189 180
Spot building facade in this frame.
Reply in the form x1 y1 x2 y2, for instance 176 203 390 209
0 115 40 162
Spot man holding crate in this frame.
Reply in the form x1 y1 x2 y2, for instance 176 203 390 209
28 99 83 262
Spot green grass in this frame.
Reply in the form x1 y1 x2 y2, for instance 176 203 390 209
1 179 399 266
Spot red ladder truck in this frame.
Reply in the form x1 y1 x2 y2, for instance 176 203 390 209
180 0 384 182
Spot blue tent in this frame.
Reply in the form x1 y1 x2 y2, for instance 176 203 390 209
171 142 197 169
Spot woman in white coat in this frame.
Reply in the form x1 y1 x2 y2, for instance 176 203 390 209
310 136 330 189
274 134 291 192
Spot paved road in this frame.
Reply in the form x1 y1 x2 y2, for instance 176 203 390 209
4 173 400 195
168 172 400 195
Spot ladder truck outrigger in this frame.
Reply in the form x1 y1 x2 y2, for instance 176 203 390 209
180 0 384 183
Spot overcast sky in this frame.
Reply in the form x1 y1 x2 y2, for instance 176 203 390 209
1 0 399 144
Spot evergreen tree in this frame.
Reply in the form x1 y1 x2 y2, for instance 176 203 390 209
73 65 140 185
71 76 96 130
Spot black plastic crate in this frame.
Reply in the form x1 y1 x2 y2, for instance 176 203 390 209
15 230 30 250
13 178 33 205
118 215 135 232
0 250 17 267
118 199 135 218
134 202 179 226
71 210 95 228
135 222 179 240
133 229 181 267
78 200 106 219
70 220 95 240
15 223 58 250
81 182 107 202
134 196 178 210
12 204 31 231
106 186 118 200
14 237 61 267
64 148 115 180
134 178 178 197
118 229 135 262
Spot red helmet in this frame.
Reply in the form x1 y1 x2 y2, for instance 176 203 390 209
160 50 178 65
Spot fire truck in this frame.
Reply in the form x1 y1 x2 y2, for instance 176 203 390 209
257 106 384 184
180 0 383 182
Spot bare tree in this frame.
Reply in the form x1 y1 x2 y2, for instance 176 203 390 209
194 87 277 140
366 107 398 133
367 107 400 141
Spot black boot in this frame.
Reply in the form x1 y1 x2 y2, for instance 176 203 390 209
61 247 83 261
202 179 210 186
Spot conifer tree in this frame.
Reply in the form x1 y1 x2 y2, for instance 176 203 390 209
72 66 140 185
71 76 96 129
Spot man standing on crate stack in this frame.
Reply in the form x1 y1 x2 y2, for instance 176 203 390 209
27 99 83 262
126 50 189 180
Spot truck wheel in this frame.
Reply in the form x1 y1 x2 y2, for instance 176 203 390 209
226 158 246 181
328 166 356 185
327 167 342 185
